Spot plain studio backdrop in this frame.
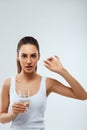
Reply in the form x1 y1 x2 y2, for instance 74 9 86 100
0 0 87 130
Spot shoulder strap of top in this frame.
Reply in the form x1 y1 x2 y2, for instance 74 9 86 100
40 76 47 97
10 76 15 93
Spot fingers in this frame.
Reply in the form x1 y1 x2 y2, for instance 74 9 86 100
12 102 27 113
43 56 56 70
43 59 52 69
46 56 54 61
54 55 60 60
43 55 63 73
43 55 59 65
47 55 59 61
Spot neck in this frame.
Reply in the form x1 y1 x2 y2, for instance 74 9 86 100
18 70 37 81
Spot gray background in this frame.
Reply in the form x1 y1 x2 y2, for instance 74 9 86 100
0 0 87 130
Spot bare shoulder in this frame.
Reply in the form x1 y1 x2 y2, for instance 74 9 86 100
0 78 11 113
46 77 58 86
46 77 57 96
0 77 11 93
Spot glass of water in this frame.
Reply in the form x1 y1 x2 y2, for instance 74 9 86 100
18 86 30 109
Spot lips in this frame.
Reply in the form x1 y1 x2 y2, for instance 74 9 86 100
25 65 33 70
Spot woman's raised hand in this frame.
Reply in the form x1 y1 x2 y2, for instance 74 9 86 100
43 56 64 75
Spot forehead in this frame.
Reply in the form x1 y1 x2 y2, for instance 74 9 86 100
19 44 38 54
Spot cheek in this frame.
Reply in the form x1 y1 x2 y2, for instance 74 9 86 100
18 59 25 66
34 58 39 63
31 59 38 66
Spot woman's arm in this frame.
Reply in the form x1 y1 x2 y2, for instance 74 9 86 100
0 78 13 123
0 78 27 124
44 56 87 100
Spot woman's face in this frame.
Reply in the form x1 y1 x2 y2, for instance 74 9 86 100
17 44 40 73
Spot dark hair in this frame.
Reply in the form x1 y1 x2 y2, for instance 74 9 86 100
17 36 40 73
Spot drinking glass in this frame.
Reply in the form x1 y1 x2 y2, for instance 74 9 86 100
18 87 30 109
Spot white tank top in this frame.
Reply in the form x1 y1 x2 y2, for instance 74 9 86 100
9 76 47 130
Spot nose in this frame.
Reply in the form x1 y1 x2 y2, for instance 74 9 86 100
26 57 31 64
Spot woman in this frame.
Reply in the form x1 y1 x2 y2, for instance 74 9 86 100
0 36 87 130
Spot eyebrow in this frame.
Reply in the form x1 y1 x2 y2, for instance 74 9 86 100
19 52 37 55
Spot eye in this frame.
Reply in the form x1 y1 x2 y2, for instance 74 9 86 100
21 54 27 58
31 54 37 58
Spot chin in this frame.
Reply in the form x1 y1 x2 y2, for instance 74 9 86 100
25 69 35 74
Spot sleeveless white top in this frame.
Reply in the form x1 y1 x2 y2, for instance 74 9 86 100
9 76 47 130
